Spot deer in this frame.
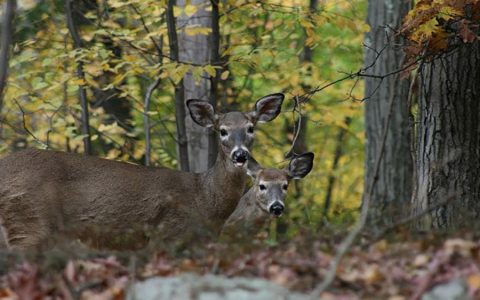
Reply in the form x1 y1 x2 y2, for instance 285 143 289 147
222 152 314 238
0 93 284 250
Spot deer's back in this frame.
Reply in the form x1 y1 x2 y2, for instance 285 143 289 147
0 149 202 247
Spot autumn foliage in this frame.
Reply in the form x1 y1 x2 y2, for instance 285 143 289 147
401 0 480 65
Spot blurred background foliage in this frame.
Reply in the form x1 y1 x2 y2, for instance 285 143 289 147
0 0 367 236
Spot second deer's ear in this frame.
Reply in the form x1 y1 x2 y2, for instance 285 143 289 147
187 100 217 128
246 156 262 178
287 152 314 179
251 93 284 123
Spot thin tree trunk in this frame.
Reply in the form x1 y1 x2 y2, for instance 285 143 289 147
414 42 480 229
208 0 220 167
323 117 351 216
66 0 92 155
364 0 412 226
167 0 189 171
0 0 16 113
177 0 218 172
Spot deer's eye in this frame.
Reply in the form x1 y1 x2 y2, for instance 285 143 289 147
282 184 288 190
247 126 254 134
220 129 228 137
259 184 266 191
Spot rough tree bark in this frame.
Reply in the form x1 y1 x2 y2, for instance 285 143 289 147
364 0 412 226
414 42 480 229
0 0 16 113
177 0 218 172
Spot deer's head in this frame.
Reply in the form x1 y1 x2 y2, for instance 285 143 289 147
246 152 314 216
187 93 284 168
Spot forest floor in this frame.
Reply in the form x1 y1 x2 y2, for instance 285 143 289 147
0 229 479 299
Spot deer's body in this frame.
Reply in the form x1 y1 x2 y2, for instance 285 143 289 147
0 93 284 250
0 148 246 248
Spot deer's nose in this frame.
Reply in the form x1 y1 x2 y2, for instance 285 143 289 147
231 149 249 166
269 202 284 216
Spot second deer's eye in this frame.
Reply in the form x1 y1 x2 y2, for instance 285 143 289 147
220 129 228 137
282 184 288 190
259 184 266 191
247 126 254 134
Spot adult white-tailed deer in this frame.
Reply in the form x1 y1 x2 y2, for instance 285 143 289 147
222 152 314 237
0 93 284 250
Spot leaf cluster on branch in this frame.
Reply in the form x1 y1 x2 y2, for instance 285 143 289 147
401 0 480 66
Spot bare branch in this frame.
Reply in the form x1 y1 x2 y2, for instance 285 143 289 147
13 99 48 149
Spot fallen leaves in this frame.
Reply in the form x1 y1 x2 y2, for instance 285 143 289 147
0 234 480 299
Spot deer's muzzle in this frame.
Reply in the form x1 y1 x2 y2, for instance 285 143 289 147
269 201 284 216
231 148 249 167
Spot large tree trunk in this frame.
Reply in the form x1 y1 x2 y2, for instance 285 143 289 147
364 0 412 226
177 0 218 172
414 42 480 230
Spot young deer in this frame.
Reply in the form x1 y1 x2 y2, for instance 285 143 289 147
0 93 284 250
222 152 314 237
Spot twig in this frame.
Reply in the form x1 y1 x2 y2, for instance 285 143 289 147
13 99 48 148
129 4 163 57
310 71 401 298
284 95 303 159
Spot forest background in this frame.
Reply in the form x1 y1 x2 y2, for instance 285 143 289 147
0 0 366 234
1 0 480 298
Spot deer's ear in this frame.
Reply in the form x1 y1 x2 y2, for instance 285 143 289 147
251 93 284 123
287 152 314 179
246 156 262 178
187 100 217 128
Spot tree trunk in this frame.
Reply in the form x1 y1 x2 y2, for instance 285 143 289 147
364 0 412 226
0 0 16 113
167 0 189 171
177 0 218 172
66 0 92 155
414 42 480 230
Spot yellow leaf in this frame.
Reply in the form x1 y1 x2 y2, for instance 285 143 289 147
184 26 212 36
438 6 463 21
83 64 103 77
220 70 229 80
71 78 86 86
411 18 438 43
184 4 198 17
173 6 182 17
204 65 217 77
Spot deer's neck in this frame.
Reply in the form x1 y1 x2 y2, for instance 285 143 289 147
201 150 248 225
